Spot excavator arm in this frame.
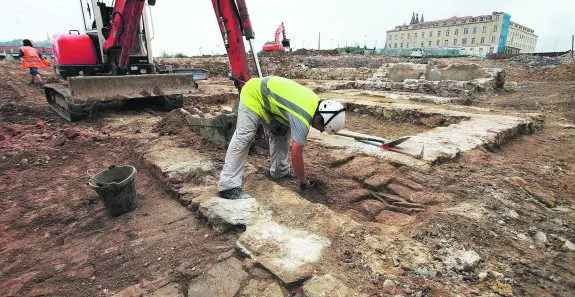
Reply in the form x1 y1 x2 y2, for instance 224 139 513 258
212 0 262 91
102 0 153 72
101 0 260 88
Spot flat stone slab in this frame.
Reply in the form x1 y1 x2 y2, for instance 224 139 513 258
310 99 539 165
237 220 331 284
188 257 249 297
239 279 284 297
198 197 265 228
303 274 358 297
137 138 216 184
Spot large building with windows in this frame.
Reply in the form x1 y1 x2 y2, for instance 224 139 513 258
385 12 538 55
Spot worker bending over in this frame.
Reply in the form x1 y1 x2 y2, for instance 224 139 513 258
219 76 346 200
19 39 49 85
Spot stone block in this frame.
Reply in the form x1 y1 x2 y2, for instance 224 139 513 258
303 274 355 297
524 186 556 208
335 156 379 182
444 250 481 271
363 174 394 190
356 199 389 217
188 257 249 297
339 188 373 204
183 109 237 148
198 197 263 228
142 139 216 185
385 183 417 202
392 176 424 191
236 220 331 284
239 279 284 297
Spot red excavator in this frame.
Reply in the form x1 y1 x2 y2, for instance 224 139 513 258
263 22 291 52
45 0 261 121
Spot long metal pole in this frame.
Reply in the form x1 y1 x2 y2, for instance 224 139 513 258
572 35 574 58
248 39 263 77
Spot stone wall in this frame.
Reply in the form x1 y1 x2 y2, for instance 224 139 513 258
364 62 506 99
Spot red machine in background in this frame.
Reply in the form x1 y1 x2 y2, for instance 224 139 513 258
263 22 291 52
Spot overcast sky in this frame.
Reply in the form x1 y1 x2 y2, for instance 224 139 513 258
1 0 573 55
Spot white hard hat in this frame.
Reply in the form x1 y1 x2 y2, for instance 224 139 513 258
318 100 346 134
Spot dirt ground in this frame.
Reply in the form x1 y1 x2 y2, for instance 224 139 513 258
1 52 574 297
0 62 237 297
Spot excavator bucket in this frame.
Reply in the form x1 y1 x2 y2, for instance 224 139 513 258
44 73 196 121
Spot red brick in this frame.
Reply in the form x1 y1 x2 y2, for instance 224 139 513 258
343 209 370 222
335 156 379 182
338 188 373 204
356 199 389 217
393 176 424 191
386 183 418 202
364 174 394 190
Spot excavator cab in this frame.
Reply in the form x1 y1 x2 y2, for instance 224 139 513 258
45 0 197 121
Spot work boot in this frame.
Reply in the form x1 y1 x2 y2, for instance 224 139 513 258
218 187 252 200
269 168 296 180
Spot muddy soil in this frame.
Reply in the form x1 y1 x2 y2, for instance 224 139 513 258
0 61 237 297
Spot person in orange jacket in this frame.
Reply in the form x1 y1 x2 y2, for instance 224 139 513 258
19 39 49 85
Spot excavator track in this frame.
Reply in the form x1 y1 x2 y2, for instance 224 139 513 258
44 82 184 121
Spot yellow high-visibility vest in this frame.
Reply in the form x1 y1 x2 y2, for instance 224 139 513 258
240 76 319 127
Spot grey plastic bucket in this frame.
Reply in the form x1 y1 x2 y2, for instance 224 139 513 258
88 165 138 217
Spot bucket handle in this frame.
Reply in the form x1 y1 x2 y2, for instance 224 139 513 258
87 165 118 187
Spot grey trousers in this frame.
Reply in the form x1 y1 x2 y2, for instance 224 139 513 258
218 102 291 192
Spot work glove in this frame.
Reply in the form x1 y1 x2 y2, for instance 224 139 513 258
299 179 317 192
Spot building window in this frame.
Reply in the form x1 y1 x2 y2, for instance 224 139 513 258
446 29 450 36
473 27 477 34
464 28 469 34
407 33 410 39
428 40 432 47
436 40 440 46
400 42 403 48
437 30 441 37
479 48 484 52
491 36 496 43
421 42 424 48
462 38 467 45
496 15 500 21
429 31 432 37
454 29 459 35
401 34 404 39
444 40 448 46
471 38 476 44
395 35 398 40
482 26 487 33
453 39 458 46
480 37 485 43
406 42 410 48
394 43 397 48
415 33 418 39
494 25 498 32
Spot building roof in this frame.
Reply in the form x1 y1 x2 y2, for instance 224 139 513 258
389 11 505 32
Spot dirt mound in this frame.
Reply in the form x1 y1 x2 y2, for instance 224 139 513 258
519 64 575 82
153 108 188 136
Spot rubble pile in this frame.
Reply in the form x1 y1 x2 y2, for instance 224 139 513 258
510 54 574 68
